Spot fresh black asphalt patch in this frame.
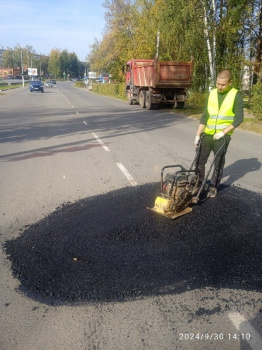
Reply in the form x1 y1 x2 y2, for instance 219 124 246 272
3 184 262 305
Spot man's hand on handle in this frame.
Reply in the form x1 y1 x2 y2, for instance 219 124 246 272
213 131 225 140
194 135 200 146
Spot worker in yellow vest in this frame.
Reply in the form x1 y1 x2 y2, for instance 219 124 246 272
194 69 244 198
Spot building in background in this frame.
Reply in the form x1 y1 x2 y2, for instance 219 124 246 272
0 66 21 78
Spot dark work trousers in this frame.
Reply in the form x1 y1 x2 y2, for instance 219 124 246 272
195 134 231 187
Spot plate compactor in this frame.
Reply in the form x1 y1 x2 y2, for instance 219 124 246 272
148 165 201 220
148 138 225 219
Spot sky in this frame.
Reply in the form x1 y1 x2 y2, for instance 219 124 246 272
0 0 107 62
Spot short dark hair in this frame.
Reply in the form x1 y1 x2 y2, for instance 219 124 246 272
217 69 232 82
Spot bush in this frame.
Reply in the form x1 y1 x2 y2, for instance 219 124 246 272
92 82 126 100
187 92 207 106
75 81 85 88
250 82 262 121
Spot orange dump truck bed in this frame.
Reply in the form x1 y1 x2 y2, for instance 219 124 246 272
130 59 193 88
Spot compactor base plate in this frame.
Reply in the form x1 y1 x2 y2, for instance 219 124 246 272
147 196 193 220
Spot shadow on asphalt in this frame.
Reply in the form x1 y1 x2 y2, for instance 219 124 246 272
3 183 262 305
224 158 262 186
0 108 192 145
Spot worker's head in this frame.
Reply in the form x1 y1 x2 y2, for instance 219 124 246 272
216 69 232 93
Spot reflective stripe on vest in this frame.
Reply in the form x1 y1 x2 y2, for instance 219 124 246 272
204 88 238 135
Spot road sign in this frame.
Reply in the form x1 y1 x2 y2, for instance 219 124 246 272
88 72 96 79
28 68 38 76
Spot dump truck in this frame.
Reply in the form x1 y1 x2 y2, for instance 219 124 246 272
124 58 193 110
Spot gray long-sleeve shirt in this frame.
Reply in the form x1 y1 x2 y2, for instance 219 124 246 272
200 88 244 129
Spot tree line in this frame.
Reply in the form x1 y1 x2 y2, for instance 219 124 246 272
2 45 86 79
87 0 262 92
2 0 262 94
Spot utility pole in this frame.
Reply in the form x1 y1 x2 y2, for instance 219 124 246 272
21 51 24 87
155 30 160 60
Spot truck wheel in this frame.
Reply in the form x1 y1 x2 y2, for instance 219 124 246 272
139 91 146 108
127 90 133 105
177 102 185 109
145 91 154 110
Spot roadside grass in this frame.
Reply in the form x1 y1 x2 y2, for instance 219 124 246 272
238 117 262 134
174 105 203 119
0 84 21 91
0 82 29 92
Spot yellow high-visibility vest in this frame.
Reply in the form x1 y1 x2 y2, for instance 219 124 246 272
205 88 238 135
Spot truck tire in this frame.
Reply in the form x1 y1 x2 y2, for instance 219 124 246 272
177 102 185 109
145 91 154 110
127 90 133 105
139 91 146 108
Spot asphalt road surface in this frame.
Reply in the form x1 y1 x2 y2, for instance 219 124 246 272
0 82 262 350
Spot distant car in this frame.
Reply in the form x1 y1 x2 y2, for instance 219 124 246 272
50 79 56 84
29 81 44 92
45 81 53 87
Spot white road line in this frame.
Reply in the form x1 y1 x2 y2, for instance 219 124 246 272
82 121 87 126
116 162 137 186
92 132 110 152
228 312 262 350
